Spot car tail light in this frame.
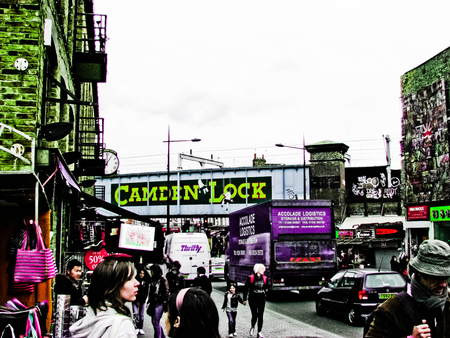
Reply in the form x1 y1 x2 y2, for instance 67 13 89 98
358 290 368 300
273 278 285 284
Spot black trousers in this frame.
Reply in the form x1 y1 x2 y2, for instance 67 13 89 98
249 294 265 332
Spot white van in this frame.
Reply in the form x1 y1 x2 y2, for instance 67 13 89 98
163 233 211 281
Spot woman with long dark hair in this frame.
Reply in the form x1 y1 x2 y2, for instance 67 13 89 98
147 264 169 338
133 265 151 335
165 287 220 338
70 255 139 338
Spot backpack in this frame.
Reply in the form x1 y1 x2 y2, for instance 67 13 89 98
250 274 267 284
363 291 421 337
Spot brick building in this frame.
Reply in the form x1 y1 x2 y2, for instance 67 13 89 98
0 0 109 328
401 46 450 255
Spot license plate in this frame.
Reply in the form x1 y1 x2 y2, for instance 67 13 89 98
213 267 224 271
378 293 396 299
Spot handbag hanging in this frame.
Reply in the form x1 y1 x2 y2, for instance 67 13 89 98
14 222 57 284
8 277 34 295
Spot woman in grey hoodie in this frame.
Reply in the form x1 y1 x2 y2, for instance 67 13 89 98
69 255 139 338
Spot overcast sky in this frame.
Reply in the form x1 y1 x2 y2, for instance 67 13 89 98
93 0 450 174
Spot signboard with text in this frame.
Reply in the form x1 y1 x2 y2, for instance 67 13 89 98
272 207 332 238
407 205 429 221
111 176 272 207
430 206 450 221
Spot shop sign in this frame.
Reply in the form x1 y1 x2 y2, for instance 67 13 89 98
85 248 108 270
357 229 375 238
338 230 354 238
407 205 429 221
430 206 450 221
111 176 272 207
119 223 155 251
376 223 404 238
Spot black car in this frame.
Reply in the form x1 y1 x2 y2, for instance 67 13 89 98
315 268 406 325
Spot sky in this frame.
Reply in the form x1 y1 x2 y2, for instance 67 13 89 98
93 0 450 175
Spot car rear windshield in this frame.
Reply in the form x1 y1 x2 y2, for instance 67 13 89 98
365 273 405 288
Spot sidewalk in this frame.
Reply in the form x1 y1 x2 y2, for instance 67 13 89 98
210 288 344 338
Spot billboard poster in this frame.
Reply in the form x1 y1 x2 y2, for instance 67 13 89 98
118 224 155 251
272 207 332 239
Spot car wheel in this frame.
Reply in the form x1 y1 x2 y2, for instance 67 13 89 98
347 307 360 326
315 298 326 316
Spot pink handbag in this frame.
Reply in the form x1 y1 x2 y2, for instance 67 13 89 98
14 222 57 283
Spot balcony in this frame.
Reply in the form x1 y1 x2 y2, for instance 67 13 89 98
73 13 107 82
77 116 105 176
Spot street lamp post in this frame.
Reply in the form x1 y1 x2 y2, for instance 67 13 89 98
163 125 201 233
275 134 307 200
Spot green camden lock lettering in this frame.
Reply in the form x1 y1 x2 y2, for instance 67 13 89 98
112 177 271 207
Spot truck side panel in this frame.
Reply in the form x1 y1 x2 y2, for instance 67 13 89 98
229 203 271 284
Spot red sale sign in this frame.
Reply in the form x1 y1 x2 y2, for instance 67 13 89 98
85 248 108 270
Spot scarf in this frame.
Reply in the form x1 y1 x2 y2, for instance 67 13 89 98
411 274 448 314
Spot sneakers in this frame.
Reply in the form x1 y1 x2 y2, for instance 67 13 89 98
228 335 234 338
249 327 255 336
233 333 238 337
135 329 140 335
139 329 145 335
257 333 264 338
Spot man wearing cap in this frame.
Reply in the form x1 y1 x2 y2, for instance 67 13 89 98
366 239 450 337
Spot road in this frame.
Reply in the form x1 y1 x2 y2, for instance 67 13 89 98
141 278 364 338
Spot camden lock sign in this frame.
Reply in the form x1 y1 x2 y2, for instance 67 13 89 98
111 176 272 207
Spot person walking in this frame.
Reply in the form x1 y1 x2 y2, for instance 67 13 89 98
366 239 450 337
165 259 185 293
222 282 246 337
69 255 139 338
243 263 269 338
192 266 212 295
147 264 169 338
390 255 401 274
132 265 151 335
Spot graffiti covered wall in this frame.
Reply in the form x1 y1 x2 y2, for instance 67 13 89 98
402 78 450 203
346 167 401 203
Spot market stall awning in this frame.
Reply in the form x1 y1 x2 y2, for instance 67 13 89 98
339 215 404 230
80 191 158 225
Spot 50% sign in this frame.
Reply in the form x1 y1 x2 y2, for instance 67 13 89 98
85 248 108 270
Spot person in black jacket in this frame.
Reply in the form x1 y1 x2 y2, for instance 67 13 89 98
54 259 88 306
243 263 269 338
222 282 246 337
165 259 185 293
192 266 212 295
147 264 169 338
132 265 151 335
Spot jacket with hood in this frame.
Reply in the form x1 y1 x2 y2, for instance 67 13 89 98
69 306 136 338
